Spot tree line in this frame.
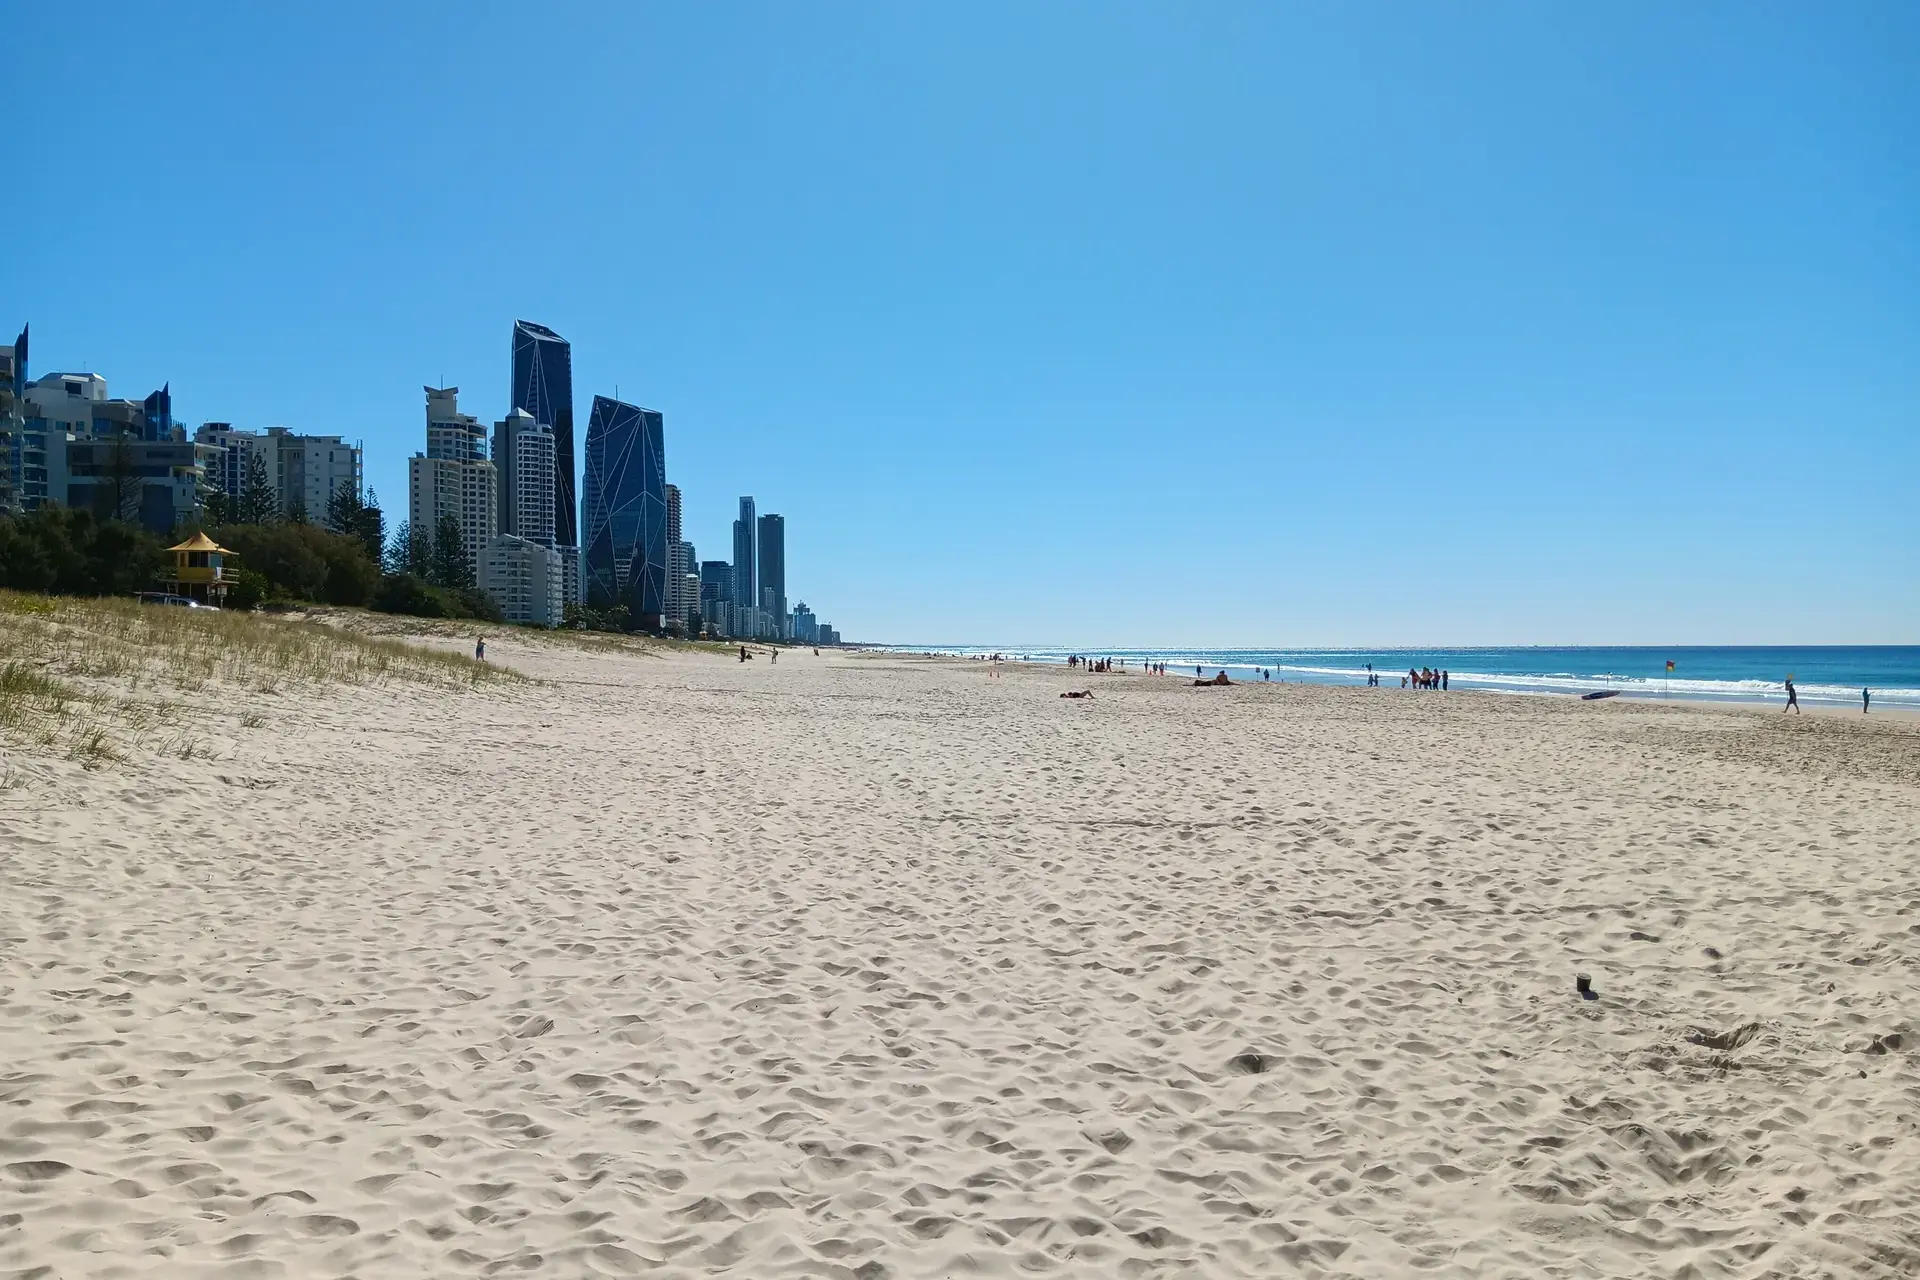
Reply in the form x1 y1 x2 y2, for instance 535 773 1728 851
0 478 504 622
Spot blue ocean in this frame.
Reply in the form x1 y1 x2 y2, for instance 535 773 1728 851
886 646 1920 711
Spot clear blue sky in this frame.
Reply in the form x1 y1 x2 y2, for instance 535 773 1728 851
14 2 1916 644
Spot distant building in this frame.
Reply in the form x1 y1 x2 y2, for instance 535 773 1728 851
23 368 213 533
664 484 689 627
581 395 667 625
268 428 360 521
195 424 265 504
757 512 786 635
409 386 497 576
191 424 360 521
493 409 555 546
558 545 580 610
481 533 566 628
61 434 211 534
791 601 817 644
732 496 756 625
0 326 26 513
511 320 576 550
18 370 99 512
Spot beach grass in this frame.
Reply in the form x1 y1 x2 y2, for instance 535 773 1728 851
0 590 517 770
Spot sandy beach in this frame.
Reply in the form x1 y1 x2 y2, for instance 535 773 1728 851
3 636 1917 1278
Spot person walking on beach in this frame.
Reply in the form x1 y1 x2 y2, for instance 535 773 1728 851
1783 674 1800 714
475 637 485 661
1442 670 1449 692
1863 686 1870 714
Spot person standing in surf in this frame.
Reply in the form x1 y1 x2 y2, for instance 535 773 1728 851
1863 686 1871 714
1783 674 1800 714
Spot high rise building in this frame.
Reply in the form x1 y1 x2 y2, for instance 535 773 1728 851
732 496 756 623
581 395 667 626
409 386 497 577
664 484 686 624
682 572 703 631
511 320 575 549
194 424 266 503
699 560 732 636
0 325 24 514
253 427 360 520
757 513 786 636
493 409 555 546
791 601 818 645
480 534 567 628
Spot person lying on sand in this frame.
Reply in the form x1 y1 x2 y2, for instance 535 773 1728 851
1192 671 1232 686
1060 690 1094 699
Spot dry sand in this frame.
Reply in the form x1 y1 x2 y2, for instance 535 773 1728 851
3 640 1918 1278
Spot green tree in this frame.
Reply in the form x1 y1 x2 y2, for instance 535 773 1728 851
211 523 327 600
225 569 268 611
430 514 473 590
0 507 162 596
325 482 363 537
93 433 145 526
234 450 280 525
327 483 386 569
201 485 231 528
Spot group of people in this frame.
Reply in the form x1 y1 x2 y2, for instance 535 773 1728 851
1404 666 1448 691
1069 655 1122 673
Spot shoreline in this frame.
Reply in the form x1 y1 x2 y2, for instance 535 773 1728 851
872 648 1919 717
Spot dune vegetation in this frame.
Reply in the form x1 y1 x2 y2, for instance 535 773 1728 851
0 591 515 773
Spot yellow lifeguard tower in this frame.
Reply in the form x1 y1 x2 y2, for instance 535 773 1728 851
163 532 237 605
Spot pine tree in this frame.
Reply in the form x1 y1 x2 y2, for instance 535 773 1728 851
354 487 386 567
236 450 279 525
383 519 413 576
431 514 472 589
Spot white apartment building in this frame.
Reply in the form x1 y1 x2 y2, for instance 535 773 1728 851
410 387 497 575
267 427 360 519
666 540 694 627
17 372 102 510
193 424 360 519
682 572 703 631
493 410 555 546
480 534 566 628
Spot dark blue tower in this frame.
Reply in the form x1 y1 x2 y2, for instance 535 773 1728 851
511 320 576 548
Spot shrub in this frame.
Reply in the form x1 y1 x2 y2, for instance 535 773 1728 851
371 573 449 618
370 575 501 622
209 523 378 606
225 569 268 612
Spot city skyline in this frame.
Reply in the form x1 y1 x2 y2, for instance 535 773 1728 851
4 311 841 640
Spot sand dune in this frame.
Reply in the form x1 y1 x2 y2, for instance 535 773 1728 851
3 641 1917 1277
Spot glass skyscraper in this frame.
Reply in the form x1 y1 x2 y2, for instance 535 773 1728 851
757 512 786 627
581 395 667 627
510 320 575 549
732 496 756 620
